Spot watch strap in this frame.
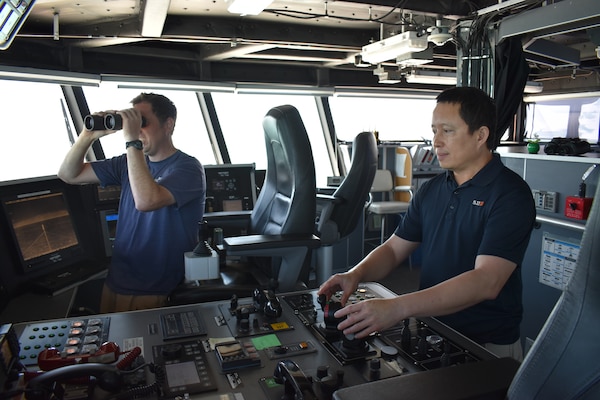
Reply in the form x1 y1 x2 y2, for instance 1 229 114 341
126 140 143 150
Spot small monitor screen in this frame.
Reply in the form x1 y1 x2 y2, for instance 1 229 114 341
99 209 118 257
1 185 84 273
96 185 121 203
204 164 257 213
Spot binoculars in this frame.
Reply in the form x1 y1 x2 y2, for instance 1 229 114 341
84 114 147 131
544 137 591 156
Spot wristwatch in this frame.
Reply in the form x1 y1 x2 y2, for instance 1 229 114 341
125 140 143 150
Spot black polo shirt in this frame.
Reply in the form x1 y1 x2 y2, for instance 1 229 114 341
395 153 536 344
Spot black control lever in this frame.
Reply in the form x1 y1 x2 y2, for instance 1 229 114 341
253 288 282 318
273 359 318 400
192 220 213 256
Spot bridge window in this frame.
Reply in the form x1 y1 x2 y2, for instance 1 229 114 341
525 97 600 143
83 87 216 164
0 80 75 182
329 96 436 142
212 93 333 187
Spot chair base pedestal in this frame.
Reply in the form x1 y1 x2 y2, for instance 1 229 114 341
316 245 334 286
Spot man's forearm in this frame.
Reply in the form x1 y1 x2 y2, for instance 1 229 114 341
58 133 96 183
126 148 175 211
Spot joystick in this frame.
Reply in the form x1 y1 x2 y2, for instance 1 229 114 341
340 333 369 357
399 318 412 350
253 288 282 318
192 220 213 256
368 358 381 380
230 294 238 311
318 297 375 362
314 365 344 399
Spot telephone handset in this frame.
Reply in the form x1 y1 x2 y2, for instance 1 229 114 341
25 346 143 400
274 359 318 400
25 363 122 400
37 342 121 371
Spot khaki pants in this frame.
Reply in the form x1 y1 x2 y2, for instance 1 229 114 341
484 339 523 362
100 283 167 313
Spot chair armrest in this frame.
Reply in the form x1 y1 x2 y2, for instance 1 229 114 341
316 194 344 243
224 234 320 251
316 193 338 201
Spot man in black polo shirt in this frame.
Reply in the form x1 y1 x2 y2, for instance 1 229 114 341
318 86 536 360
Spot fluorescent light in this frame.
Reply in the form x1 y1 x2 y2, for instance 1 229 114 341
524 81 543 94
0 0 36 50
0 66 100 86
361 31 429 65
378 72 403 84
226 0 273 15
523 91 600 102
405 70 457 85
234 83 334 96
101 75 236 92
141 0 170 37
333 86 439 99
396 48 434 67
372 66 403 84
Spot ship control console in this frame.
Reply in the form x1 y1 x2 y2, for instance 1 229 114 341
8 283 518 399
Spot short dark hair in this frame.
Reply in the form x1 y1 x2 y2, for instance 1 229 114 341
436 87 497 150
131 92 177 125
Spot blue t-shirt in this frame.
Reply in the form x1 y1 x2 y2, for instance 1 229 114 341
395 153 536 344
92 150 205 295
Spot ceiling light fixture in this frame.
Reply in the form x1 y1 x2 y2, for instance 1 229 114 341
405 70 457 85
0 65 100 86
427 18 453 46
140 0 170 37
226 0 274 15
377 71 403 84
396 47 434 67
373 64 403 84
101 75 236 92
333 86 439 99
361 31 429 65
0 0 36 50
524 81 543 94
234 83 334 96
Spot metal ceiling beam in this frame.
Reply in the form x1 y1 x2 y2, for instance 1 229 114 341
140 0 170 38
162 15 376 48
340 0 495 17
498 0 600 43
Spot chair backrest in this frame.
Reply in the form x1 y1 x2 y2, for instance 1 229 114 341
507 173 600 399
394 146 413 201
328 131 378 239
250 105 316 236
371 169 394 193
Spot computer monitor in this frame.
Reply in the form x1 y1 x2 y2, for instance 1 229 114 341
204 164 257 213
0 181 86 276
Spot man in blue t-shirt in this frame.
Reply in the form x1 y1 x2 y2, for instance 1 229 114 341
318 87 536 360
59 93 205 312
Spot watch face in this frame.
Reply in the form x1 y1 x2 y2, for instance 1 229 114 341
127 140 143 150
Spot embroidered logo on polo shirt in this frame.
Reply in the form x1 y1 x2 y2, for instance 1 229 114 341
472 200 485 207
